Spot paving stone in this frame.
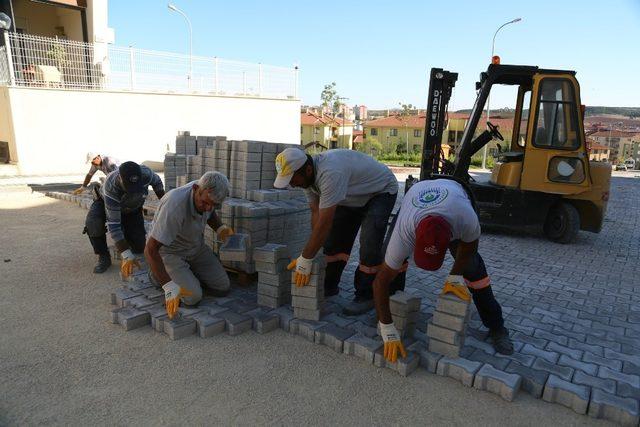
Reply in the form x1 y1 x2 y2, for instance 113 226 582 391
493 349 536 367
112 288 142 306
253 243 288 263
535 329 568 346
588 389 640 426
292 296 320 310
436 357 482 387
219 233 249 262
542 375 590 415
206 304 230 317
568 338 604 357
598 366 640 388
374 350 420 377
257 271 290 286
343 334 383 363
623 362 640 376
217 311 253 336
464 336 496 355
505 361 549 398
257 294 289 309
521 344 559 363
583 351 623 371
116 307 151 331
467 349 510 370
435 293 470 317
389 291 422 313
322 312 355 328
272 306 294 332
432 310 468 331
426 322 463 346
532 358 574 381
290 284 323 298
294 307 321 321
428 338 461 358
546 341 583 360
473 363 522 401
252 312 280 334
617 382 640 400
191 313 225 338
512 331 547 348
572 370 616 394
350 321 379 339
419 348 443 373
123 295 157 310
163 318 197 340
254 259 289 274
557 354 597 376
604 348 640 367
257 284 289 298
221 299 258 314
291 319 326 342
314 323 355 352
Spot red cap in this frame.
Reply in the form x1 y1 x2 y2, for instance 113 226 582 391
414 216 451 271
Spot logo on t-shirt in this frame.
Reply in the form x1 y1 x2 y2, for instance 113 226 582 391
412 187 448 208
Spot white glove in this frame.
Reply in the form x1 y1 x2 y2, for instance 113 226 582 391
378 321 401 343
162 281 181 301
295 255 313 276
162 280 192 320
446 274 465 286
121 249 135 261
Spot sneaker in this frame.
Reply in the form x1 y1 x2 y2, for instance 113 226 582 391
93 253 112 274
342 296 374 316
488 327 514 355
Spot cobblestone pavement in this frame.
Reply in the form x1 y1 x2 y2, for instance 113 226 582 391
337 175 640 423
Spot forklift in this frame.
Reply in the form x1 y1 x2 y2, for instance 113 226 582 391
408 60 612 243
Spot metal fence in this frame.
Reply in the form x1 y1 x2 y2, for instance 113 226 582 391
1 32 299 99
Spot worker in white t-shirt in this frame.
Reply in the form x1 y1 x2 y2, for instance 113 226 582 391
373 178 513 362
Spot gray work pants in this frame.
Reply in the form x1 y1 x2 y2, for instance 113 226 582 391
158 244 230 305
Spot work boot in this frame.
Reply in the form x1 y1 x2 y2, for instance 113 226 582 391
342 296 374 316
488 327 514 355
93 253 112 274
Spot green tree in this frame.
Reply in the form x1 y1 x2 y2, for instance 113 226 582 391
355 137 383 157
398 102 415 157
320 82 342 147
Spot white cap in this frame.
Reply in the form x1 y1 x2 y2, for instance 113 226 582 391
86 152 99 164
273 148 308 189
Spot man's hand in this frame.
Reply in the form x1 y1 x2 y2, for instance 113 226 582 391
72 186 85 195
120 249 141 279
287 255 313 287
162 281 193 320
442 274 471 302
216 225 234 243
379 321 407 363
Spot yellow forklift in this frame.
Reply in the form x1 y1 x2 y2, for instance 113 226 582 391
412 61 611 243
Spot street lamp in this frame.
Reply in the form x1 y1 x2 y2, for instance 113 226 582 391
482 17 522 169
168 3 193 89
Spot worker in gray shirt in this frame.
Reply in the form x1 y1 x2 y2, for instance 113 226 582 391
274 148 398 315
145 172 234 319
73 152 120 195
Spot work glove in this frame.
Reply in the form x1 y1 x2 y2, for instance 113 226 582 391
120 249 141 279
162 281 193 320
287 255 313 287
379 321 407 363
72 186 85 195
441 274 471 302
216 225 234 243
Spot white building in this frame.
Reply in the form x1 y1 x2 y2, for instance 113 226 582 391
0 0 300 175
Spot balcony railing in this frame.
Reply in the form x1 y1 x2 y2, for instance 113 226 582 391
0 32 299 99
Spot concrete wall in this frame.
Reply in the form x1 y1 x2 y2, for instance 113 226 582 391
0 86 17 162
5 87 300 175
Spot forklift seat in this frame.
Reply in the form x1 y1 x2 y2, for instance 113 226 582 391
499 152 524 163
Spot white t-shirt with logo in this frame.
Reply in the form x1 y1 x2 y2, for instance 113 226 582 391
384 179 481 270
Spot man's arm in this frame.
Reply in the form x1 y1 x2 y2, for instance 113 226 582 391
373 262 400 324
309 199 319 228
151 173 165 199
207 210 223 231
301 204 337 259
81 172 94 188
144 237 171 285
104 192 129 253
450 239 478 275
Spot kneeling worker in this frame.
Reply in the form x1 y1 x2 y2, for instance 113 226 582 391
145 172 234 319
372 178 514 362
86 161 165 274
73 152 120 195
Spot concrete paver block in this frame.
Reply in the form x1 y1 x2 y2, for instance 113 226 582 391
112 288 142 306
598 366 640 388
291 319 327 342
116 307 151 331
253 243 289 263
428 338 461 358
542 375 590 415
291 284 323 298
432 310 469 332
532 357 574 381
389 291 422 313
344 333 383 363
436 357 482 387
573 370 616 394
374 350 420 377
426 322 464 346
588 389 640 426
219 233 249 262
217 311 253 336
473 363 522 401
255 259 289 274
292 296 320 310
293 307 322 321
314 323 355 353
273 306 294 332
163 318 197 340
504 361 549 398
191 313 225 338
258 271 290 287
435 293 470 317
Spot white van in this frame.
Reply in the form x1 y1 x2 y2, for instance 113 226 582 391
624 158 636 170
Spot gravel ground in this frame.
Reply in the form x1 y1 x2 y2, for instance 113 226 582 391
0 187 611 426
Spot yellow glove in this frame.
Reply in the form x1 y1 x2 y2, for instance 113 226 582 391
442 274 471 302
162 281 193 320
72 186 85 195
216 225 234 243
287 255 312 287
120 249 141 279
379 322 407 363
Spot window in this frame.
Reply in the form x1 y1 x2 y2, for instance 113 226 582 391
517 90 532 147
456 131 464 143
370 128 378 136
313 127 320 135
547 157 585 183
533 79 580 150
448 130 456 143
300 126 303 134
414 129 422 138
390 129 398 137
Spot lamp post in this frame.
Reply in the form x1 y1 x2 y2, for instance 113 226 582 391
338 96 349 148
168 3 193 89
482 17 522 169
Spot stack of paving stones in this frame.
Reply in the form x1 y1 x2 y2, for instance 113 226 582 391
163 153 186 191
290 255 326 321
389 291 422 339
426 292 471 357
254 243 290 308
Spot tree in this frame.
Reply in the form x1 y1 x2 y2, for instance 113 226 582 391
355 137 382 157
320 82 342 148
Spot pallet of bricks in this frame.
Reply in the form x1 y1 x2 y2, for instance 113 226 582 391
163 133 311 274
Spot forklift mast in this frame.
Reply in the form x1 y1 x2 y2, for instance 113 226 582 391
419 68 458 180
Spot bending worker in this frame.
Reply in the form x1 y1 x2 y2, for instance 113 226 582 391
73 152 120 195
145 172 234 319
85 161 164 274
273 148 398 316
372 178 514 362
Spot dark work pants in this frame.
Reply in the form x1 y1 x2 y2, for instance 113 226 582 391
449 240 504 331
84 198 146 256
323 192 397 299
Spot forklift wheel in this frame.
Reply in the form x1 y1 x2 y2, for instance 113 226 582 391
544 202 580 244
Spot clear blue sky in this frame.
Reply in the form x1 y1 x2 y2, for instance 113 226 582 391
109 0 640 110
